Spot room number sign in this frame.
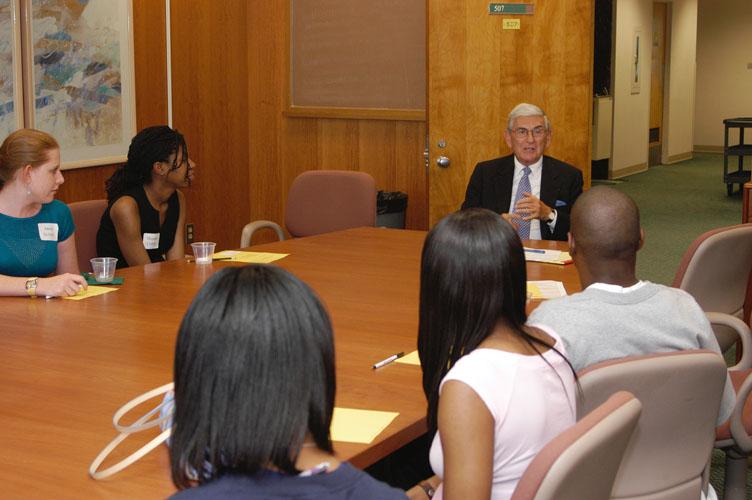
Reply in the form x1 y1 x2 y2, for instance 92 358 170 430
489 3 535 15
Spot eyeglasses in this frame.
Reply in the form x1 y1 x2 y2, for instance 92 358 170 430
511 126 547 139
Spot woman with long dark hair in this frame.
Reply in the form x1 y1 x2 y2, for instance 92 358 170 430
416 209 576 500
169 265 406 499
96 125 194 268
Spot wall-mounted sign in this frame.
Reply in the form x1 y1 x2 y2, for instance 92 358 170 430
489 3 534 15
503 19 521 29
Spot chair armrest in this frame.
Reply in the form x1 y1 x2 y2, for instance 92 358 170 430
240 221 285 248
730 371 752 453
706 312 752 370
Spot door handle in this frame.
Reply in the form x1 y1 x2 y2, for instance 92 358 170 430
436 156 451 168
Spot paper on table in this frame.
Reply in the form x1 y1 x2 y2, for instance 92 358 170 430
527 280 567 299
62 286 118 301
212 250 289 264
395 350 421 366
523 247 573 265
330 407 399 444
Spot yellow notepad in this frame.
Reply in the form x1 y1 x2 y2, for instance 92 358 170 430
395 350 421 366
212 250 289 264
62 286 118 301
527 281 567 299
523 248 573 265
330 407 399 444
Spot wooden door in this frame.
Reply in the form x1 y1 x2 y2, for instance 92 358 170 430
650 2 667 145
427 0 594 226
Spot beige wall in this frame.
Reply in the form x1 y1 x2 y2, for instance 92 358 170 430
611 0 652 178
611 0 698 176
694 0 752 150
663 0 697 162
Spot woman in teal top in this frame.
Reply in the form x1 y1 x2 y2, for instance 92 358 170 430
0 129 87 297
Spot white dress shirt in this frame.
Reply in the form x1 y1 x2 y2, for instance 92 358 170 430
508 156 557 240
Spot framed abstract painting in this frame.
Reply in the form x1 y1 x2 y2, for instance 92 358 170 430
21 0 136 169
0 0 24 140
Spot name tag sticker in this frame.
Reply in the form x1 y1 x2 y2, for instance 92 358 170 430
38 223 59 241
143 232 160 250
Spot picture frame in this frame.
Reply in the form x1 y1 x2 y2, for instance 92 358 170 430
631 29 642 95
0 0 24 140
21 0 136 169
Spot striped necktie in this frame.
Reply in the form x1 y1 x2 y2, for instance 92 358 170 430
513 167 532 240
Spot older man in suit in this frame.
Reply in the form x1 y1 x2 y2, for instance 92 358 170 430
461 103 583 241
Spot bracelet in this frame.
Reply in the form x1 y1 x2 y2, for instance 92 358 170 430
419 481 435 498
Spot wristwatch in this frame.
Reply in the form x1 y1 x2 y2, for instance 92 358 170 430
25 277 38 298
544 209 556 224
419 482 435 498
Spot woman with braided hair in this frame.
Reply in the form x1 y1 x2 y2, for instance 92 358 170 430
97 126 195 268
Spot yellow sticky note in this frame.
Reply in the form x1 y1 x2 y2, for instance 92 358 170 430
330 407 399 444
503 19 521 29
527 280 567 300
62 285 118 301
395 350 421 366
213 250 289 264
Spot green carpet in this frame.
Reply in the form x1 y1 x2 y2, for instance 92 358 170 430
596 153 749 499
594 153 745 285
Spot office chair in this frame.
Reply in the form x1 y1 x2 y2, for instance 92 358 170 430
673 224 752 354
714 368 752 500
68 199 108 272
577 350 727 499
672 224 752 498
511 391 641 500
240 170 376 247
743 183 752 223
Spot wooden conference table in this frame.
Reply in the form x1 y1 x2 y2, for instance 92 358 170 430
0 227 579 498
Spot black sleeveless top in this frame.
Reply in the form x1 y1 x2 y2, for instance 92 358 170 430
96 186 180 268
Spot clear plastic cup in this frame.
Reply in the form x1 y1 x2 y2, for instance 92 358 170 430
191 242 216 264
91 257 118 283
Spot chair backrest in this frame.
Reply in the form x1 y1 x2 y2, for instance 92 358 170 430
672 224 752 350
743 182 752 223
577 350 727 500
69 199 108 272
511 391 641 500
284 170 376 237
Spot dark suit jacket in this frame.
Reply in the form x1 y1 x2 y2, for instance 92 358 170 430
461 155 583 241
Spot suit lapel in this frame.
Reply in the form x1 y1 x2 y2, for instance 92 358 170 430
493 156 515 213
539 156 558 207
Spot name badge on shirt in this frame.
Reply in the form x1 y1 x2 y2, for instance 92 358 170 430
38 223 59 241
143 232 160 250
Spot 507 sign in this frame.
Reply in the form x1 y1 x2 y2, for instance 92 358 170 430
489 3 535 15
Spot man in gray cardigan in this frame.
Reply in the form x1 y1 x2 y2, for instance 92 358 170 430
528 186 735 423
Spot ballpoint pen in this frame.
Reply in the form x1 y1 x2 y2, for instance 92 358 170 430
372 351 405 369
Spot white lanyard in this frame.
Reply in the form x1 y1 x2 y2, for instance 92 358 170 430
89 382 174 480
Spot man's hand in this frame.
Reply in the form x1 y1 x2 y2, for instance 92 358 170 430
501 212 522 230
514 192 553 221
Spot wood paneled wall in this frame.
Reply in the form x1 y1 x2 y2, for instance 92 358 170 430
170 0 250 247
495 0 593 183
247 2 427 243
59 0 427 251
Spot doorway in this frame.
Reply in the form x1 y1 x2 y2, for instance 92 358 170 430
649 2 668 167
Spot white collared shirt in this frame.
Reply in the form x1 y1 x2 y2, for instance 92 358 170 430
508 156 557 240
587 281 646 293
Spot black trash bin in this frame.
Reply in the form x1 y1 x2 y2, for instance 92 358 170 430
376 191 408 229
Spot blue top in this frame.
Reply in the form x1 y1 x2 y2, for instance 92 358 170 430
0 200 75 277
169 462 407 500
